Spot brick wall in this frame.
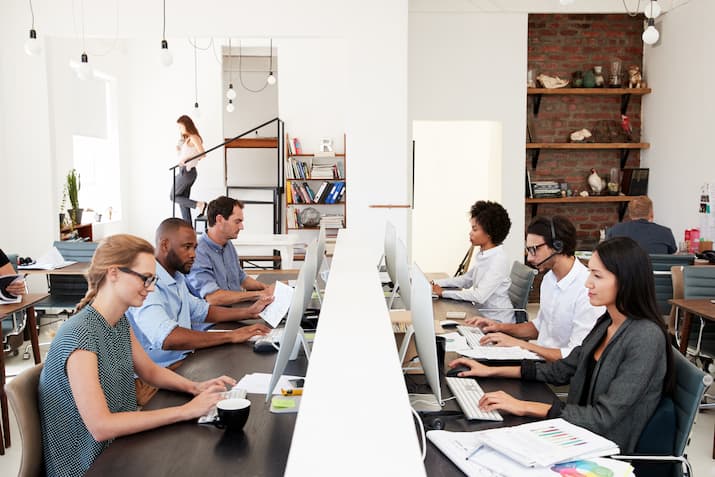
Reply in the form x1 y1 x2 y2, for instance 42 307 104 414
526 14 645 247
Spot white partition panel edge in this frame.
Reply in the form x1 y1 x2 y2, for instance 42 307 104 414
286 229 426 476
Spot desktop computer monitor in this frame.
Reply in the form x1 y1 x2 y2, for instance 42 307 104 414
384 221 397 286
409 263 444 408
394 237 411 310
265 241 318 400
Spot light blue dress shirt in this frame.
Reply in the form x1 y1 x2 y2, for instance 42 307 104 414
186 233 247 298
126 260 210 367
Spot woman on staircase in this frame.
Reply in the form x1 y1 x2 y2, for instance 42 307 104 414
171 115 207 226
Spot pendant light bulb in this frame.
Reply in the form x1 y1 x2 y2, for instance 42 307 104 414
76 52 93 80
266 72 277 86
160 39 173 67
193 102 202 118
226 99 235 113
644 1 661 19
642 18 659 45
226 84 237 100
25 29 42 56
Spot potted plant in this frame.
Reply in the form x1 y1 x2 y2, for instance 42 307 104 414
66 168 83 225
59 184 69 228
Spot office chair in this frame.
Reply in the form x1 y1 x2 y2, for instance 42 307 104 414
453 246 475 277
5 363 44 477
613 350 712 477
680 266 715 370
477 261 538 324
649 254 695 318
2 253 28 359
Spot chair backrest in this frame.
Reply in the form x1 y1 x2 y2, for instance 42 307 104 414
52 240 98 262
667 266 686 335
671 350 711 456
5 363 44 477
508 261 538 324
682 265 715 299
650 254 695 316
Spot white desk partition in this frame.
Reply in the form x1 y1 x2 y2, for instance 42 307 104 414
286 229 426 476
231 234 300 270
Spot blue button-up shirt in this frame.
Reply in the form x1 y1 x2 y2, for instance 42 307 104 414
186 233 247 298
126 260 210 368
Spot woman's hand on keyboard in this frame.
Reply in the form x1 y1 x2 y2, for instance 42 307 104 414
479 391 551 418
181 384 227 419
231 323 271 343
193 375 237 396
479 332 521 348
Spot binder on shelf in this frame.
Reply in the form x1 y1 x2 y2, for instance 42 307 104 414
302 182 316 202
317 181 333 203
314 181 329 204
325 183 338 204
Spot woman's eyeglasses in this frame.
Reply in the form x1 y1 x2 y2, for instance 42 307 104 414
118 267 158 288
525 243 548 255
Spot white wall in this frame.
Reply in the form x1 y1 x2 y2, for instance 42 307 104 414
408 12 528 263
642 0 715 242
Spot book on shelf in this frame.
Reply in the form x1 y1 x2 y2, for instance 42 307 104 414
314 181 330 204
314 151 336 158
292 138 303 155
287 136 295 155
427 418 625 477
320 215 345 229
302 182 316 202
286 182 293 203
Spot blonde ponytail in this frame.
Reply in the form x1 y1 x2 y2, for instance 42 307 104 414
75 234 154 311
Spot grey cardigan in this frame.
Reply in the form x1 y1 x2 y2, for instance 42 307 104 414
522 313 668 453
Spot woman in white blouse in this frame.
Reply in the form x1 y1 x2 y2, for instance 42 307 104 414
431 200 514 323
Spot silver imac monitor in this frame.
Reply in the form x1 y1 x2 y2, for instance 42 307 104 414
409 263 444 409
384 221 397 286
394 237 411 310
265 241 318 401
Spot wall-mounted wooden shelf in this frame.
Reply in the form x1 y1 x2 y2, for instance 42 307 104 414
527 87 651 117
527 142 650 169
526 196 635 221
225 137 279 148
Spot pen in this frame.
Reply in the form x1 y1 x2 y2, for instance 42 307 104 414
281 388 303 396
465 442 484 461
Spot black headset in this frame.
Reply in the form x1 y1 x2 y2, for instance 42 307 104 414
549 217 564 254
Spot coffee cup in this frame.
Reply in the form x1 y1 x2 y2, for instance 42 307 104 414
215 398 251 431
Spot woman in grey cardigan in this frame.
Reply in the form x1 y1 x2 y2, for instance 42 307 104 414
449 237 675 453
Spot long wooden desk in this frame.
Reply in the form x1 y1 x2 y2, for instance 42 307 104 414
86 325 308 476
0 293 47 454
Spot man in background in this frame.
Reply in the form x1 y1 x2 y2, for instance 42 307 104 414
605 195 677 254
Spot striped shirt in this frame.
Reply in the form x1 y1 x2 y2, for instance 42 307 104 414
39 305 137 477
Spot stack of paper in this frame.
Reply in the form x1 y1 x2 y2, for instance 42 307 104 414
428 418 632 477
17 246 76 270
458 346 542 360
235 373 304 395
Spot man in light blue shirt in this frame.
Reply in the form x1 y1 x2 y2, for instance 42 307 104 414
187 196 274 305
127 219 272 372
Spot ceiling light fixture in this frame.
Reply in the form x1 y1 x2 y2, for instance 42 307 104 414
266 38 276 86
159 0 172 66
24 0 42 56
643 0 661 19
72 0 93 80
193 39 201 118
226 38 237 102
642 17 660 44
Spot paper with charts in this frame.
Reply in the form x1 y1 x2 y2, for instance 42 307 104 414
259 280 295 328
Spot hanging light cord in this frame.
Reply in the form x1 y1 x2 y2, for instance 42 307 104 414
269 38 273 73
228 38 232 85
237 39 269 93
70 0 119 57
162 0 166 41
194 40 198 104
187 37 214 50
28 0 35 29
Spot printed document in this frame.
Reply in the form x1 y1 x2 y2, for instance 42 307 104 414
259 281 294 328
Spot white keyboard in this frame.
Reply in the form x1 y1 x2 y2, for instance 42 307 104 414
250 327 285 344
445 377 503 422
198 388 248 424
457 325 485 349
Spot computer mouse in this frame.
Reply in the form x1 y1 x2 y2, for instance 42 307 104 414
253 340 279 353
445 364 471 378
439 320 459 329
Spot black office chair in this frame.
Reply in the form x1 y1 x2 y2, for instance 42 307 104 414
477 261 538 324
649 254 695 318
2 253 28 358
35 241 97 316
613 349 712 477
680 266 715 371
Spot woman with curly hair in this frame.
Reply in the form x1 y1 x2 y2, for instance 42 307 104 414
431 200 514 323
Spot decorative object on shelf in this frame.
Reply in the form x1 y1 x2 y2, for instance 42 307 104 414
536 74 568 89
298 207 321 227
571 71 583 87
627 65 642 88
620 114 633 141
621 168 649 196
582 70 596 88
587 168 606 195
608 168 620 195
593 66 605 87
569 128 592 142
579 190 589 197
527 69 536 88
320 138 334 153
609 59 622 87
66 168 82 225
592 119 631 143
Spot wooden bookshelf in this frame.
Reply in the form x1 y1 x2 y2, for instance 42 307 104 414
526 143 649 150
225 137 279 148
526 196 636 221
527 87 651 95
